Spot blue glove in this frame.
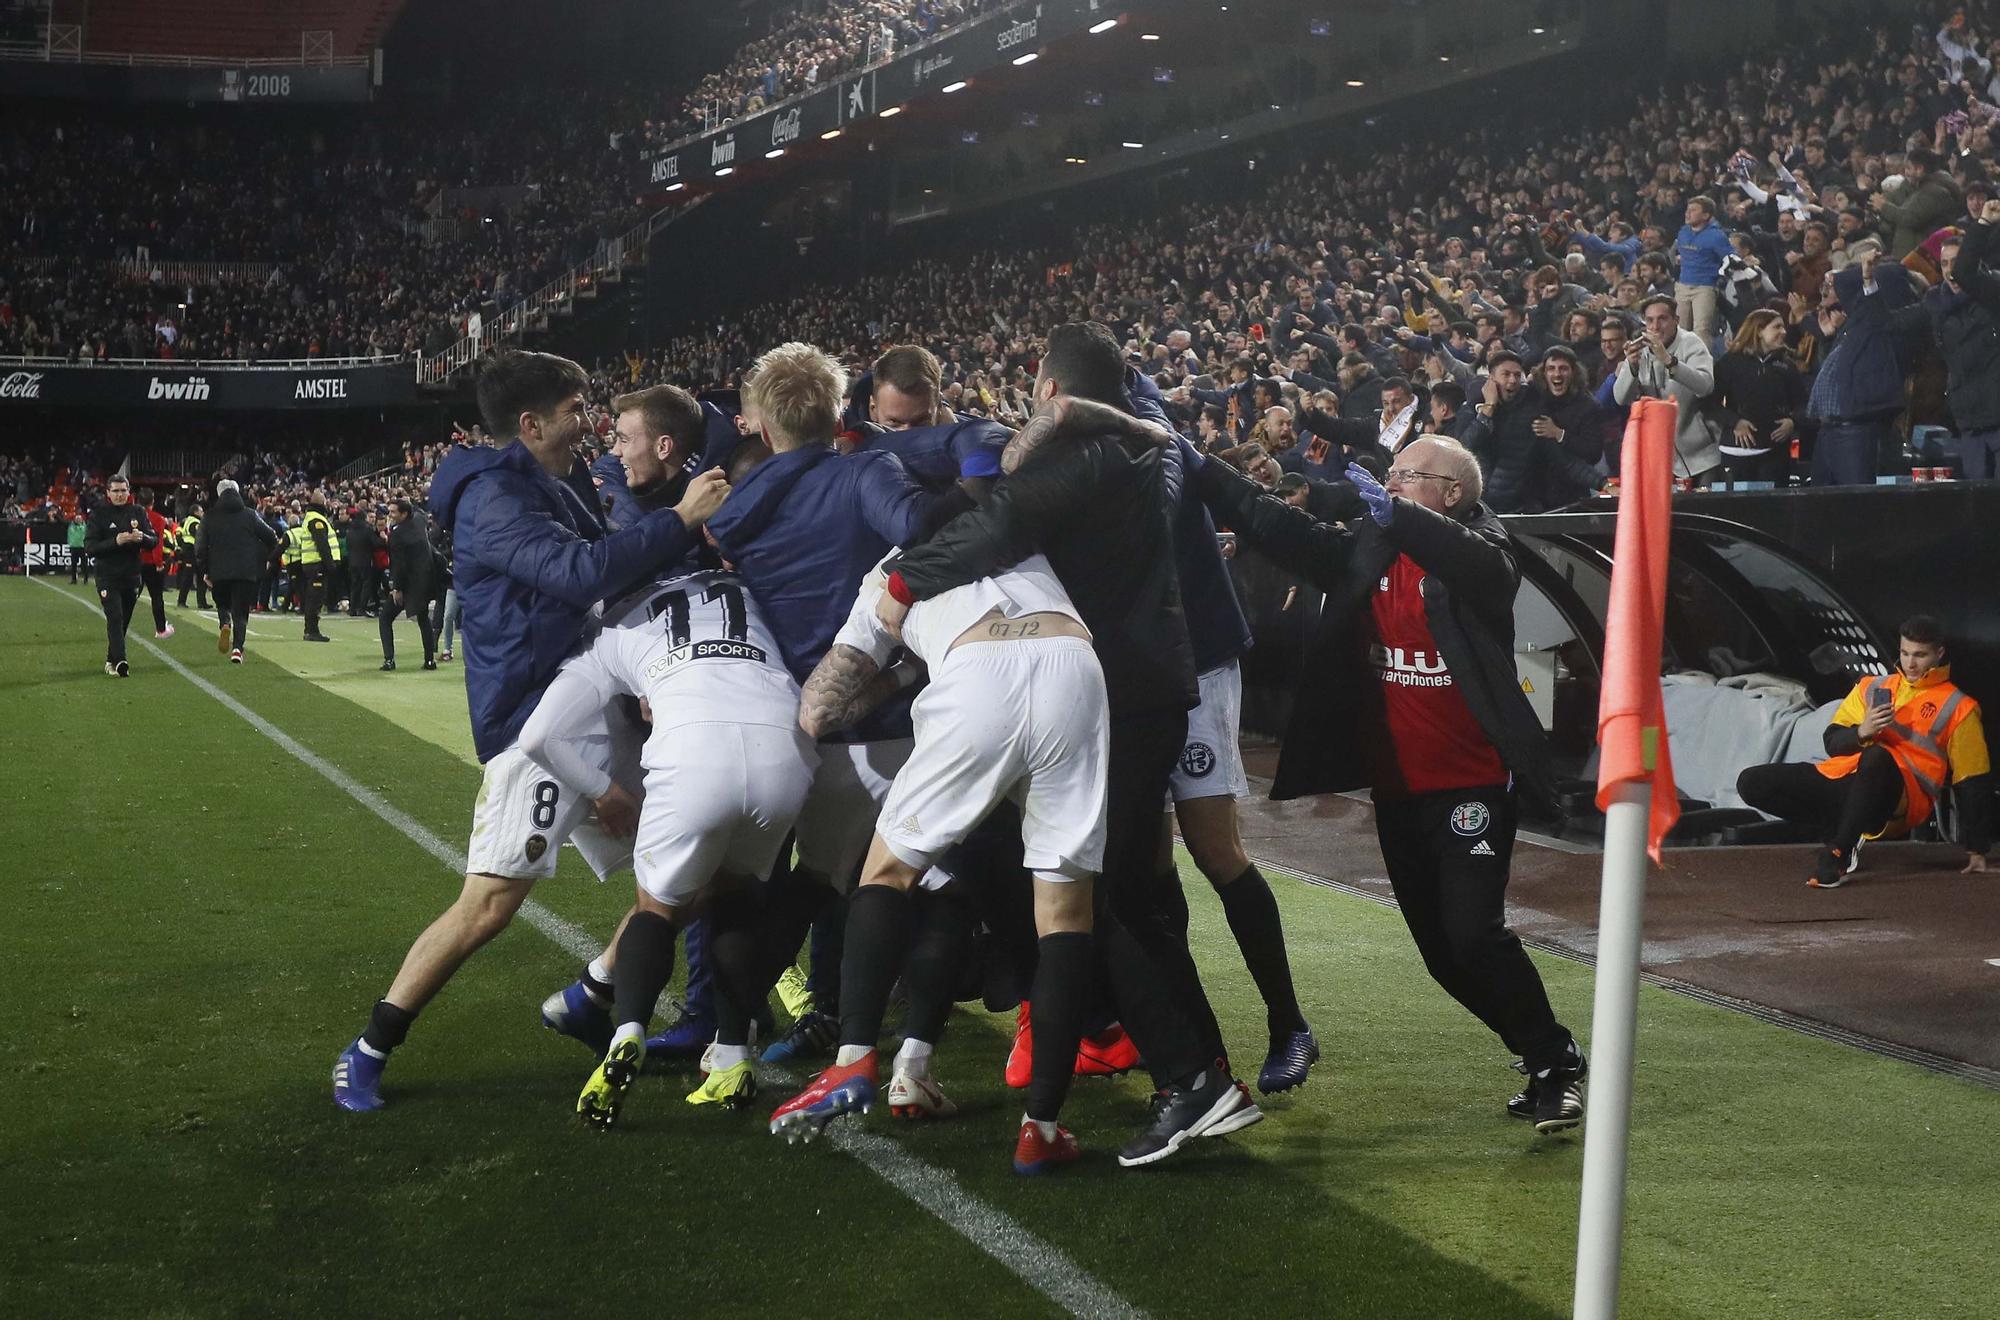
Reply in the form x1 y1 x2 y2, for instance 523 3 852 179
1174 432 1207 474
1347 462 1393 526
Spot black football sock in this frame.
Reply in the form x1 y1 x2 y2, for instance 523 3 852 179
836 885 915 1051
756 862 833 993
1025 931 1092 1123
611 910 678 1031
707 889 766 1049
1217 864 1308 1035
361 999 415 1056
809 895 847 1019
580 963 615 1003
900 886 976 1046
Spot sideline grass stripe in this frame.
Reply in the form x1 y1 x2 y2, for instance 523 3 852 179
33 577 1146 1320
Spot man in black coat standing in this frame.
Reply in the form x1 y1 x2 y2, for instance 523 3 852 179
378 497 438 671
882 321 1258 1168
83 474 157 677
344 507 383 616
1181 430 1587 1135
195 478 279 663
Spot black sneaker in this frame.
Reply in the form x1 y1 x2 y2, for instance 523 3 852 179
1532 1052 1588 1135
1117 1064 1259 1167
422 658 438 671
1506 1058 1536 1121
115 660 129 677
304 632 332 644
379 659 396 672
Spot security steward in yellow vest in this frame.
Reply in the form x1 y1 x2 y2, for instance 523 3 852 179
175 504 208 610
1738 615 1991 888
296 500 337 642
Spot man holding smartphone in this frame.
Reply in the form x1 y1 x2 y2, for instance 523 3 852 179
1737 615 1992 887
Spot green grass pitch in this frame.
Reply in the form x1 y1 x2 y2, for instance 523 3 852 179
5 576 1997 1318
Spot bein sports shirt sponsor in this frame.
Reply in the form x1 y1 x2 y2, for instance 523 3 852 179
1366 553 1507 796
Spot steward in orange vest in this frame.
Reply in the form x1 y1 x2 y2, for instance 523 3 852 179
1738 615 1992 888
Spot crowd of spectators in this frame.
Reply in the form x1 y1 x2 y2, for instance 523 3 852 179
600 5 2000 504
633 0 996 152
0 98 650 363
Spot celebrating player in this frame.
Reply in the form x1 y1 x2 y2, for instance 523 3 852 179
516 566 818 1126
332 351 726 1113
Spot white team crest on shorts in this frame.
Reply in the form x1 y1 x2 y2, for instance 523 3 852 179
1450 802 1490 836
1180 742 1217 778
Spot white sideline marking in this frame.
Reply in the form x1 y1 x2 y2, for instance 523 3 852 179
34 578 1146 1320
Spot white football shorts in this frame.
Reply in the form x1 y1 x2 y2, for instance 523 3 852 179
632 721 820 907
879 636 1109 880
465 744 636 882
1168 659 1249 805
794 735 915 886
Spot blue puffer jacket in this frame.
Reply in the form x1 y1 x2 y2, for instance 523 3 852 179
708 445 933 682
431 440 696 762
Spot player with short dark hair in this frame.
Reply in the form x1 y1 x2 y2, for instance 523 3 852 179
332 350 730 1113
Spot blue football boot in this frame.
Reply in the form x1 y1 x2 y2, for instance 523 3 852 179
332 1039 386 1112
541 979 614 1055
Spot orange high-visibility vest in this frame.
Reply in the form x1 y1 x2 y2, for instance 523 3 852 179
1818 672 1977 833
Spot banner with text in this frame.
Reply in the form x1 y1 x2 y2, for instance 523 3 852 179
0 363 418 411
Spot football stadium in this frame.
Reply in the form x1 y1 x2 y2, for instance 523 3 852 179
6 1 2000 1316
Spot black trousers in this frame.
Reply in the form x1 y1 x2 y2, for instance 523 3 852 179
139 564 168 632
1095 708 1220 1088
299 563 328 631
1737 750 1904 857
177 562 208 609
98 578 140 664
1374 784 1572 1075
69 550 87 582
379 594 436 663
347 560 376 615
214 579 255 652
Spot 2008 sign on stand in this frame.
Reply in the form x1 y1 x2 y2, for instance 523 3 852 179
245 74 293 97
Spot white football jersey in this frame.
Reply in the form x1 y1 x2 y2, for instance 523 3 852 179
835 552 1081 670
588 568 798 725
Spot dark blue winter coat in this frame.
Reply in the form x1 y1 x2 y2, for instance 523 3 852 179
431 440 696 762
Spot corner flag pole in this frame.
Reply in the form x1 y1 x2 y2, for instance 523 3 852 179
1573 780 1650 1319
1574 398 1680 1320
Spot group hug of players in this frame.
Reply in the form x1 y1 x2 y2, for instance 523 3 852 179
331 323 1588 1173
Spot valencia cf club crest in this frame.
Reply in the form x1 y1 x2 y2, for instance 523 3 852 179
525 834 548 864
1921 702 1938 720
1181 742 1217 777
1450 802 1490 836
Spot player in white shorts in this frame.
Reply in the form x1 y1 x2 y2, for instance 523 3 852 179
515 565 819 1126
767 552 1111 1175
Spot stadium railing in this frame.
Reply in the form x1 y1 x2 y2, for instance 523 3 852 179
416 196 705 386
0 353 403 369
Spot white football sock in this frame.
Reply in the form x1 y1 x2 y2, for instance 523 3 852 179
610 1022 644 1053
709 1043 750 1070
835 1044 873 1067
893 1038 934 1079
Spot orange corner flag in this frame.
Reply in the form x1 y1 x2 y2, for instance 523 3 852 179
1595 397 1680 861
